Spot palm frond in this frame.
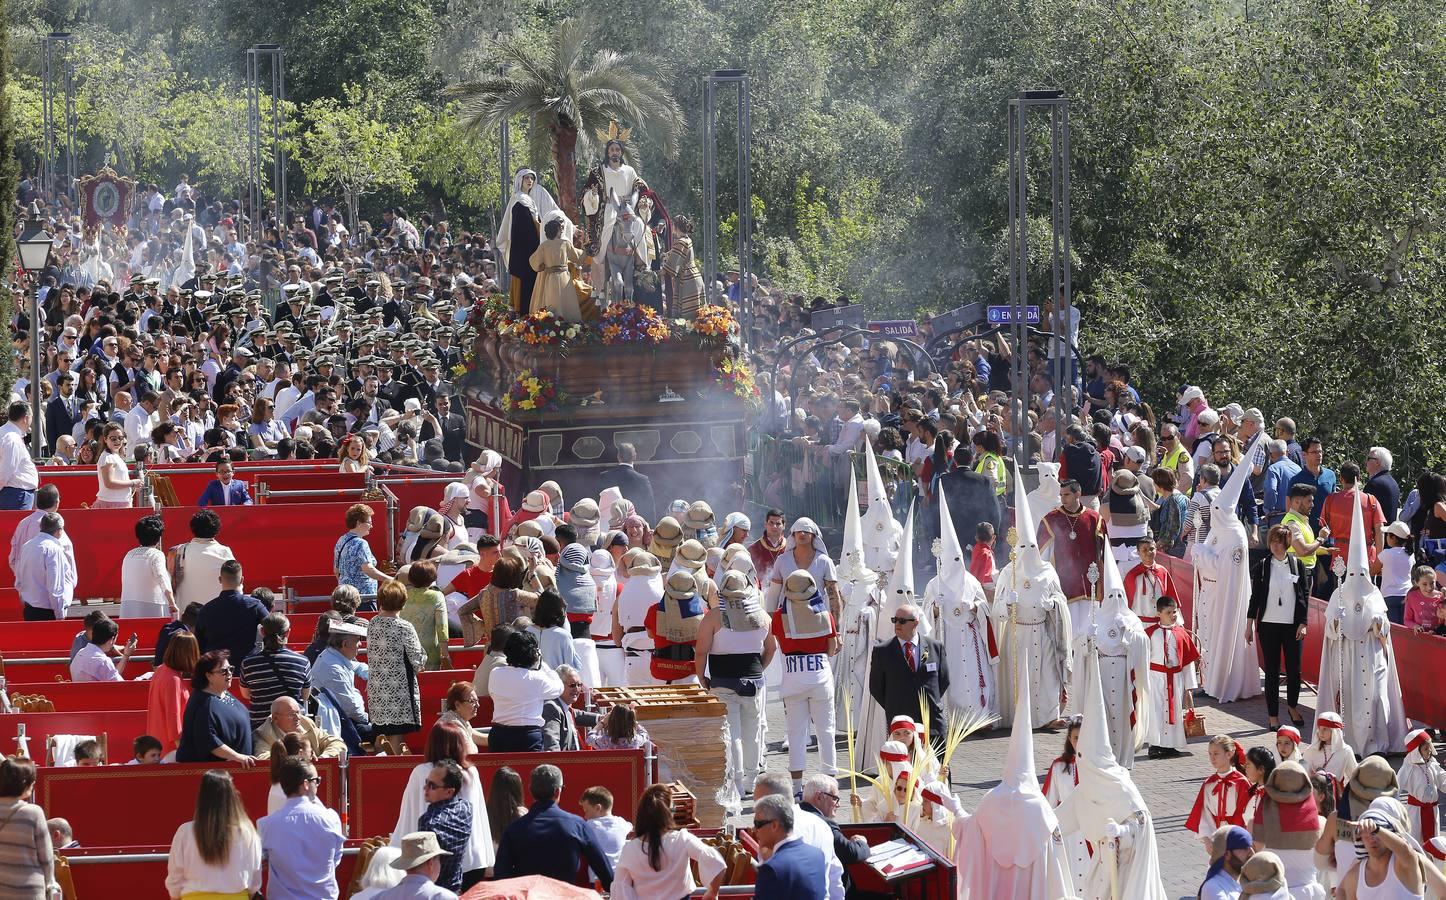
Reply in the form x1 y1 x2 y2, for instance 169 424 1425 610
940 707 998 767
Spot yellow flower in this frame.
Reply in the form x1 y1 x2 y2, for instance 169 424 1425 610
519 399 536 410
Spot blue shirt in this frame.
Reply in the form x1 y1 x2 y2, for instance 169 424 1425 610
310 647 369 725
1263 457 1302 521
259 796 345 900
176 689 253 761
1288 466 1337 529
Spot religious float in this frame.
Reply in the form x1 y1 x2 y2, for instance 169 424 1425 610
462 126 758 514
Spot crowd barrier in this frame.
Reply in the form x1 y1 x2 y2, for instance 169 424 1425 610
59 842 368 900
0 617 169 653
35 758 344 848
346 749 647 841
5 678 151 711
1 710 149 763
0 499 387 603
1161 554 1446 730
37 459 359 510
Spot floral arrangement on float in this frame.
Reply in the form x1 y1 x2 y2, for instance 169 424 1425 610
502 309 585 348
714 354 761 407
599 301 670 346
500 369 564 412
674 303 738 345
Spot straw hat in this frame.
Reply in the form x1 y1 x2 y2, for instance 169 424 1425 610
512 520 544 539
570 498 600 528
521 490 549 513
627 552 661 577
683 500 715 530
434 544 480 567
1111 469 1139 497
718 570 751 599
665 570 699 600
330 621 367 638
1263 761 1312 804
783 570 818 602
652 517 683 546
674 539 707 570
391 831 452 870
1239 852 1286 895
1348 755 1398 804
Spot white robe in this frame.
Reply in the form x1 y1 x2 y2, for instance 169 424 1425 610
1191 520 1261 702
1044 758 1091 894
583 162 639 287
1316 600 1407 756
928 573 997 718
1072 808 1167 900
389 761 495 872
841 594 887 776
1302 733 1358 792
952 803 1074 900
992 563 1073 728
1398 755 1446 845
1072 630 1151 769
1144 626 1198 750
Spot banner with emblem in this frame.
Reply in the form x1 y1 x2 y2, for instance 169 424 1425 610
77 167 136 231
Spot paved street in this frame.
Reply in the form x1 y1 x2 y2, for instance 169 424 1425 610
737 679 1329 899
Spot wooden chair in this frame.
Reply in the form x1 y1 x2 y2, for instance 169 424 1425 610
54 854 77 900
343 836 389 900
46 733 107 767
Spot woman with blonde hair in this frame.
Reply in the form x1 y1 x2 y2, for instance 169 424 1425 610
164 769 262 899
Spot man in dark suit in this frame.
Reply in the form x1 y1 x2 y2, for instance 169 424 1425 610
799 775 870 890
196 459 254 507
494 764 613 888
44 373 82 454
753 795 826 900
869 603 949 737
194 560 268 666
540 666 600 751
595 442 656 523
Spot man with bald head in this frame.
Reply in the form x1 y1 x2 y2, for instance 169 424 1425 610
253 696 347 759
868 603 949 743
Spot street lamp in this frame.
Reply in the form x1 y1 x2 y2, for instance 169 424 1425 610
16 203 54 460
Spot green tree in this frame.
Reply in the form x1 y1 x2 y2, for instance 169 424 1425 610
446 16 683 219
295 83 416 230
407 102 503 220
0 0 18 399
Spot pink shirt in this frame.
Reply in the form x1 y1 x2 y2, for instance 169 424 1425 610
1404 588 1441 630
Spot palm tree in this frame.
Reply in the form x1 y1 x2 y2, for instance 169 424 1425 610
447 18 683 220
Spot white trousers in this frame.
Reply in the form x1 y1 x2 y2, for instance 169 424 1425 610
624 651 658 686
594 645 625 687
783 681 837 774
714 686 763 789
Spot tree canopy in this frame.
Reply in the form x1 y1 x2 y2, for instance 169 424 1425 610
6 0 1446 470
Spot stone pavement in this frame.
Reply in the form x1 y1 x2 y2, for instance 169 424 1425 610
735 679 1329 899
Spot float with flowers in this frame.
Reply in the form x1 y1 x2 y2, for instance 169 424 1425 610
458 298 754 511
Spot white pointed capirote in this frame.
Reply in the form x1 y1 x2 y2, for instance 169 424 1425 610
1074 526 1153 768
1055 649 1168 899
936 489 966 595
955 652 1074 897
877 501 920 639
839 466 869 583
1013 459 1040 554
1098 533 1130 620
1211 433 1265 521
861 445 902 574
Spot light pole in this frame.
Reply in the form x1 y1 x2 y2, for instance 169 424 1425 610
17 206 54 460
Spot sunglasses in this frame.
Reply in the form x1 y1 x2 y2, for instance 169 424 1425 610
423 780 451 791
217 667 234 676
752 818 775 829
891 617 916 625
305 775 323 785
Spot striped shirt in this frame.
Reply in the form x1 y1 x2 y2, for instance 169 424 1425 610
239 649 312 728
0 799 52 896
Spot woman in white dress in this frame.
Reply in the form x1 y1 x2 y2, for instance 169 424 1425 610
390 721 494 886
611 784 725 900
94 424 137 508
120 513 176 618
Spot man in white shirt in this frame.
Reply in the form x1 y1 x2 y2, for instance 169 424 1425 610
10 484 69 573
125 390 160 448
826 399 868 457
71 617 137 682
15 513 78 620
754 772 844 900
0 401 40 510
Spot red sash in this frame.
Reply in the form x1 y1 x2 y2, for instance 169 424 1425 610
1407 795 1446 859
1150 662 1187 724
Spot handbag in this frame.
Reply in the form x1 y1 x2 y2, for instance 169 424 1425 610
1183 688 1206 739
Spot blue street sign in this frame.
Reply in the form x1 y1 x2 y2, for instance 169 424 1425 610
986 305 1041 324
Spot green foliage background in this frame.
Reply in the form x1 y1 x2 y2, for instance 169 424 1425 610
5 0 1446 473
